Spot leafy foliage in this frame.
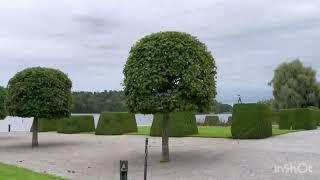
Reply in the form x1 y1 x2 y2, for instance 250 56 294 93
57 115 95 134
123 31 217 113
150 111 198 137
0 86 7 120
7 67 72 118
269 60 320 109
231 103 272 139
72 90 127 113
95 112 137 135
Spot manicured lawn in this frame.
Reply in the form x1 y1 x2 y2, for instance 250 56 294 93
0 163 63 180
129 125 299 138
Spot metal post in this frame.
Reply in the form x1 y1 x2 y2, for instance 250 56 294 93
8 124 11 132
120 160 128 180
144 138 148 180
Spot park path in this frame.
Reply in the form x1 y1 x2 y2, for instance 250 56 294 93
0 129 319 180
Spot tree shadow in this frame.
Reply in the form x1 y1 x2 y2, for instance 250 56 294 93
126 147 234 167
1 141 83 151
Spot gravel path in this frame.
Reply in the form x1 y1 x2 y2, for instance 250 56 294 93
0 130 319 180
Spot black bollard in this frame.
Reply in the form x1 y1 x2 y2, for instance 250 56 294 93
120 160 128 180
144 138 148 180
8 124 11 132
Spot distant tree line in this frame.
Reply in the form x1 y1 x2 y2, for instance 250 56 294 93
71 90 128 113
211 100 233 113
72 90 232 114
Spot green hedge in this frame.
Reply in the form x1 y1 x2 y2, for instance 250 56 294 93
39 118 57 132
204 115 219 126
57 115 95 134
279 108 318 130
279 109 295 129
150 111 198 137
309 107 320 126
231 103 272 139
293 108 318 130
95 112 137 135
316 111 320 126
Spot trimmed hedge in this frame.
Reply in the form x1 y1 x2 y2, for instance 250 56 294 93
308 107 320 126
279 109 295 129
95 112 137 135
204 115 219 126
279 108 318 130
231 103 272 139
150 111 198 137
39 118 57 132
316 111 320 126
57 115 95 134
293 108 318 130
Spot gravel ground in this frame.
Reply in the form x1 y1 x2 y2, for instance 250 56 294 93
0 129 319 180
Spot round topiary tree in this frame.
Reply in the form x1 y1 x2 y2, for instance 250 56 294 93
123 31 217 162
0 86 7 120
7 67 72 147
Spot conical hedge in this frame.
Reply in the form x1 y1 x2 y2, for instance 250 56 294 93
95 112 137 135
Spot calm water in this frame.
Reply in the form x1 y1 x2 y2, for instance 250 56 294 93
0 113 231 132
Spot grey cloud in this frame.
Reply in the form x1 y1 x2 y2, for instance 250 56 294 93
73 15 119 33
0 0 320 104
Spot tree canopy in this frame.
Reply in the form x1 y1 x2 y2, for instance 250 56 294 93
7 67 72 146
269 59 320 109
7 67 72 118
123 31 217 114
0 86 7 120
123 31 216 162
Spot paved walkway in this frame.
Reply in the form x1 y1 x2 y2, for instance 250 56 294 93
0 130 319 180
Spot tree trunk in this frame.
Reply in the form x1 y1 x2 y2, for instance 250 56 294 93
32 117 39 147
161 112 170 162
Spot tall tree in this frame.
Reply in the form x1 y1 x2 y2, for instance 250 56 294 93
0 86 7 120
7 67 72 147
124 31 217 162
269 59 320 109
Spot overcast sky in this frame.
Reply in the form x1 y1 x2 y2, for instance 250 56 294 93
1 0 320 104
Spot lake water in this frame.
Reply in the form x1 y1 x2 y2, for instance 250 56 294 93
0 113 231 132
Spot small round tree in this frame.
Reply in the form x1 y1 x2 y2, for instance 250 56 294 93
7 67 72 147
124 31 217 162
0 86 7 120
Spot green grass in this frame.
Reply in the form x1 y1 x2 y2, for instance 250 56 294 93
0 163 63 180
129 125 300 138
